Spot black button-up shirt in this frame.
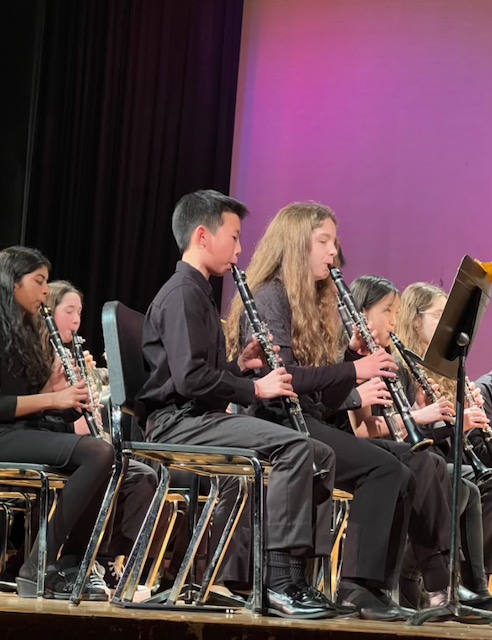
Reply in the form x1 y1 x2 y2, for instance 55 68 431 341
137 261 255 423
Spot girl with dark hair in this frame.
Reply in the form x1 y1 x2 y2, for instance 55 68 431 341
0 246 113 600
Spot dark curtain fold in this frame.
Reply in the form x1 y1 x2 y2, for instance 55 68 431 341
26 0 244 358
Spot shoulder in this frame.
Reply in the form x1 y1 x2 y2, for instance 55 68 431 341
255 279 289 306
476 371 492 394
151 271 204 310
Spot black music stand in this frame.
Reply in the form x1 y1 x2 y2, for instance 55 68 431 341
409 255 492 626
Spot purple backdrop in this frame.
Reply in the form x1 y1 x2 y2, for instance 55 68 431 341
226 0 492 379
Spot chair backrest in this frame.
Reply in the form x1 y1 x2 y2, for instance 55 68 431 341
101 301 148 414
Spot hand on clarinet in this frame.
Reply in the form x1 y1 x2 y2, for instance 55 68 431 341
238 334 280 372
354 349 398 383
357 378 392 408
464 406 490 432
254 367 297 399
414 379 441 408
51 380 89 411
466 381 485 409
412 398 455 425
83 349 97 369
349 322 381 355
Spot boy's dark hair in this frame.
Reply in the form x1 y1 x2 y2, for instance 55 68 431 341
172 189 249 253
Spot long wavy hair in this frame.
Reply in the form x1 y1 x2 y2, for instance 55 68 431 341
0 246 52 390
225 202 342 366
396 282 446 357
396 282 455 398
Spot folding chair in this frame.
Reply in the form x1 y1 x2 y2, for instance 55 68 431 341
73 301 271 614
0 464 68 596
314 488 353 600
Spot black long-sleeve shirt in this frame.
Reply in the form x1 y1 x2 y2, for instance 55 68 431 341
0 337 75 433
240 279 357 422
136 261 256 425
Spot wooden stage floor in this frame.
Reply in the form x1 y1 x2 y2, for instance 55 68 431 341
3 594 492 640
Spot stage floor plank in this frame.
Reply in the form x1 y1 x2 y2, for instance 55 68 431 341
2 593 492 640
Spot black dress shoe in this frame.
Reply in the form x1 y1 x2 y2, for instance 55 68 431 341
265 584 340 619
336 580 412 622
301 586 358 616
377 589 416 616
457 586 492 610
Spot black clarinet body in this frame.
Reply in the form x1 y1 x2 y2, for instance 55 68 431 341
231 266 310 436
40 303 101 439
328 266 433 452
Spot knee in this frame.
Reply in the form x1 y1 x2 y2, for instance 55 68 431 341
89 440 115 476
466 481 481 509
402 464 417 498
278 435 316 469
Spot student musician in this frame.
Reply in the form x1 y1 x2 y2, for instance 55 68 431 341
225 202 450 619
396 281 492 602
0 246 111 600
136 190 343 620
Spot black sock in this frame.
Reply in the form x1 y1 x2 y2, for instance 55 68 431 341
290 556 308 589
266 551 292 593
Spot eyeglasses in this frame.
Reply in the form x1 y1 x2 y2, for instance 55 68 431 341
418 310 443 320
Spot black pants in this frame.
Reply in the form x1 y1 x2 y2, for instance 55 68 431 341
0 428 114 565
149 408 335 556
371 440 452 564
208 416 414 589
99 459 159 558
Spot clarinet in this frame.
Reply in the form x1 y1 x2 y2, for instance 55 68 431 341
72 332 107 440
40 303 102 439
231 266 310 436
391 332 492 486
338 299 404 441
390 333 438 401
328 266 433 452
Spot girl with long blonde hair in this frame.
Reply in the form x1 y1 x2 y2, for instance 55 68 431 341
397 282 489 434
227 202 341 367
225 201 429 618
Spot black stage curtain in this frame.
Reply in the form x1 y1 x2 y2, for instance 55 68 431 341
25 0 244 358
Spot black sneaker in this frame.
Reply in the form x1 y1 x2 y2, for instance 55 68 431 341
16 555 109 601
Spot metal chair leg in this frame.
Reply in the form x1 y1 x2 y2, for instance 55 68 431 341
113 465 171 602
196 476 248 604
70 455 127 604
165 477 220 606
251 458 265 615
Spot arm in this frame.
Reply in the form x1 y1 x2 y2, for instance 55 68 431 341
160 286 256 407
249 282 357 408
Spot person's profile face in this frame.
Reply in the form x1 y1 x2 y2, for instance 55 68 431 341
53 291 83 343
310 218 338 281
205 211 242 276
364 292 400 348
14 267 50 316
414 295 446 350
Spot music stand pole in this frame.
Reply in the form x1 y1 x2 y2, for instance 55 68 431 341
410 257 492 626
